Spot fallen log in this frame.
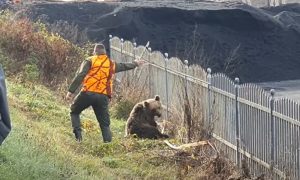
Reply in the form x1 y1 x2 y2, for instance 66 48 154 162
164 140 207 150
164 140 219 154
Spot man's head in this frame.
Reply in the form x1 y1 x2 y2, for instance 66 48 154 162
93 43 106 55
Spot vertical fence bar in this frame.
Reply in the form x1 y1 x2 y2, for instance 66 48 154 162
132 42 137 84
148 47 152 96
207 68 212 135
164 53 169 123
270 89 275 174
109 35 112 57
133 42 137 59
235 77 240 167
183 60 190 141
120 38 125 85
184 60 189 96
298 131 300 179
120 38 124 58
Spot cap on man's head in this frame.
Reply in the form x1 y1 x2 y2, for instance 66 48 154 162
93 43 106 55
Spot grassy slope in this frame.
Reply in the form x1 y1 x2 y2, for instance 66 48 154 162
0 80 177 180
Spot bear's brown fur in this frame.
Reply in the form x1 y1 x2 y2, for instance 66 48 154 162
125 95 169 139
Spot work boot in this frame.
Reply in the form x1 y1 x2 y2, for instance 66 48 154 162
101 126 112 143
73 129 82 142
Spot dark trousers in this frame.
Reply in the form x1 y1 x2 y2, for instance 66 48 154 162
70 91 112 142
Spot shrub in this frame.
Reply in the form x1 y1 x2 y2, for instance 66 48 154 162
0 10 85 89
110 99 136 120
0 49 9 71
23 56 39 82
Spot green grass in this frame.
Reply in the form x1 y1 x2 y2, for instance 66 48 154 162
0 80 178 180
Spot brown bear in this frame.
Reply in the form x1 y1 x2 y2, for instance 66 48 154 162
125 95 169 139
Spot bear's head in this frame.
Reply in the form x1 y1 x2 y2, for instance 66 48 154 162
144 95 162 117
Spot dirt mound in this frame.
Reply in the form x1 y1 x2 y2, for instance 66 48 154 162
27 1 300 83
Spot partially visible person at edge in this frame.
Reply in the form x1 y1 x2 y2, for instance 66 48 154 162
66 43 146 143
0 65 11 145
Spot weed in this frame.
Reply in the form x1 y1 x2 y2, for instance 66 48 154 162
110 99 135 120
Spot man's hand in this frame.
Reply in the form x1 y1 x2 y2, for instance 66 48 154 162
66 92 74 101
134 59 147 67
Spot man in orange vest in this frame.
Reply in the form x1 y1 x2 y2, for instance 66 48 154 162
66 43 145 143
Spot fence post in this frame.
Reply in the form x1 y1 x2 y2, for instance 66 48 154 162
132 42 137 82
148 47 152 97
120 38 128 87
270 89 275 172
207 68 212 135
234 77 240 168
109 35 112 58
184 60 192 141
133 42 137 59
120 38 124 58
296 142 300 177
184 60 189 95
164 53 169 125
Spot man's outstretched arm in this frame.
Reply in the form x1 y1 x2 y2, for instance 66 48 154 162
115 60 146 73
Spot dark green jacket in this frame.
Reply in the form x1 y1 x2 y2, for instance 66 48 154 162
68 57 138 93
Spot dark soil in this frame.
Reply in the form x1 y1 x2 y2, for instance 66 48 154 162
26 1 300 83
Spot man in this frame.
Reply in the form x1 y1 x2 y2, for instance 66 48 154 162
0 65 11 145
66 43 145 143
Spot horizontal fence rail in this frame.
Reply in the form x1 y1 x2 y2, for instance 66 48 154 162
109 36 300 179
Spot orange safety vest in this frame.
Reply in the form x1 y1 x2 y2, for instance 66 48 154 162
81 55 115 97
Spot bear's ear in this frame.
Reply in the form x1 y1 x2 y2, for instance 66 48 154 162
135 104 144 111
144 101 150 107
155 95 160 101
